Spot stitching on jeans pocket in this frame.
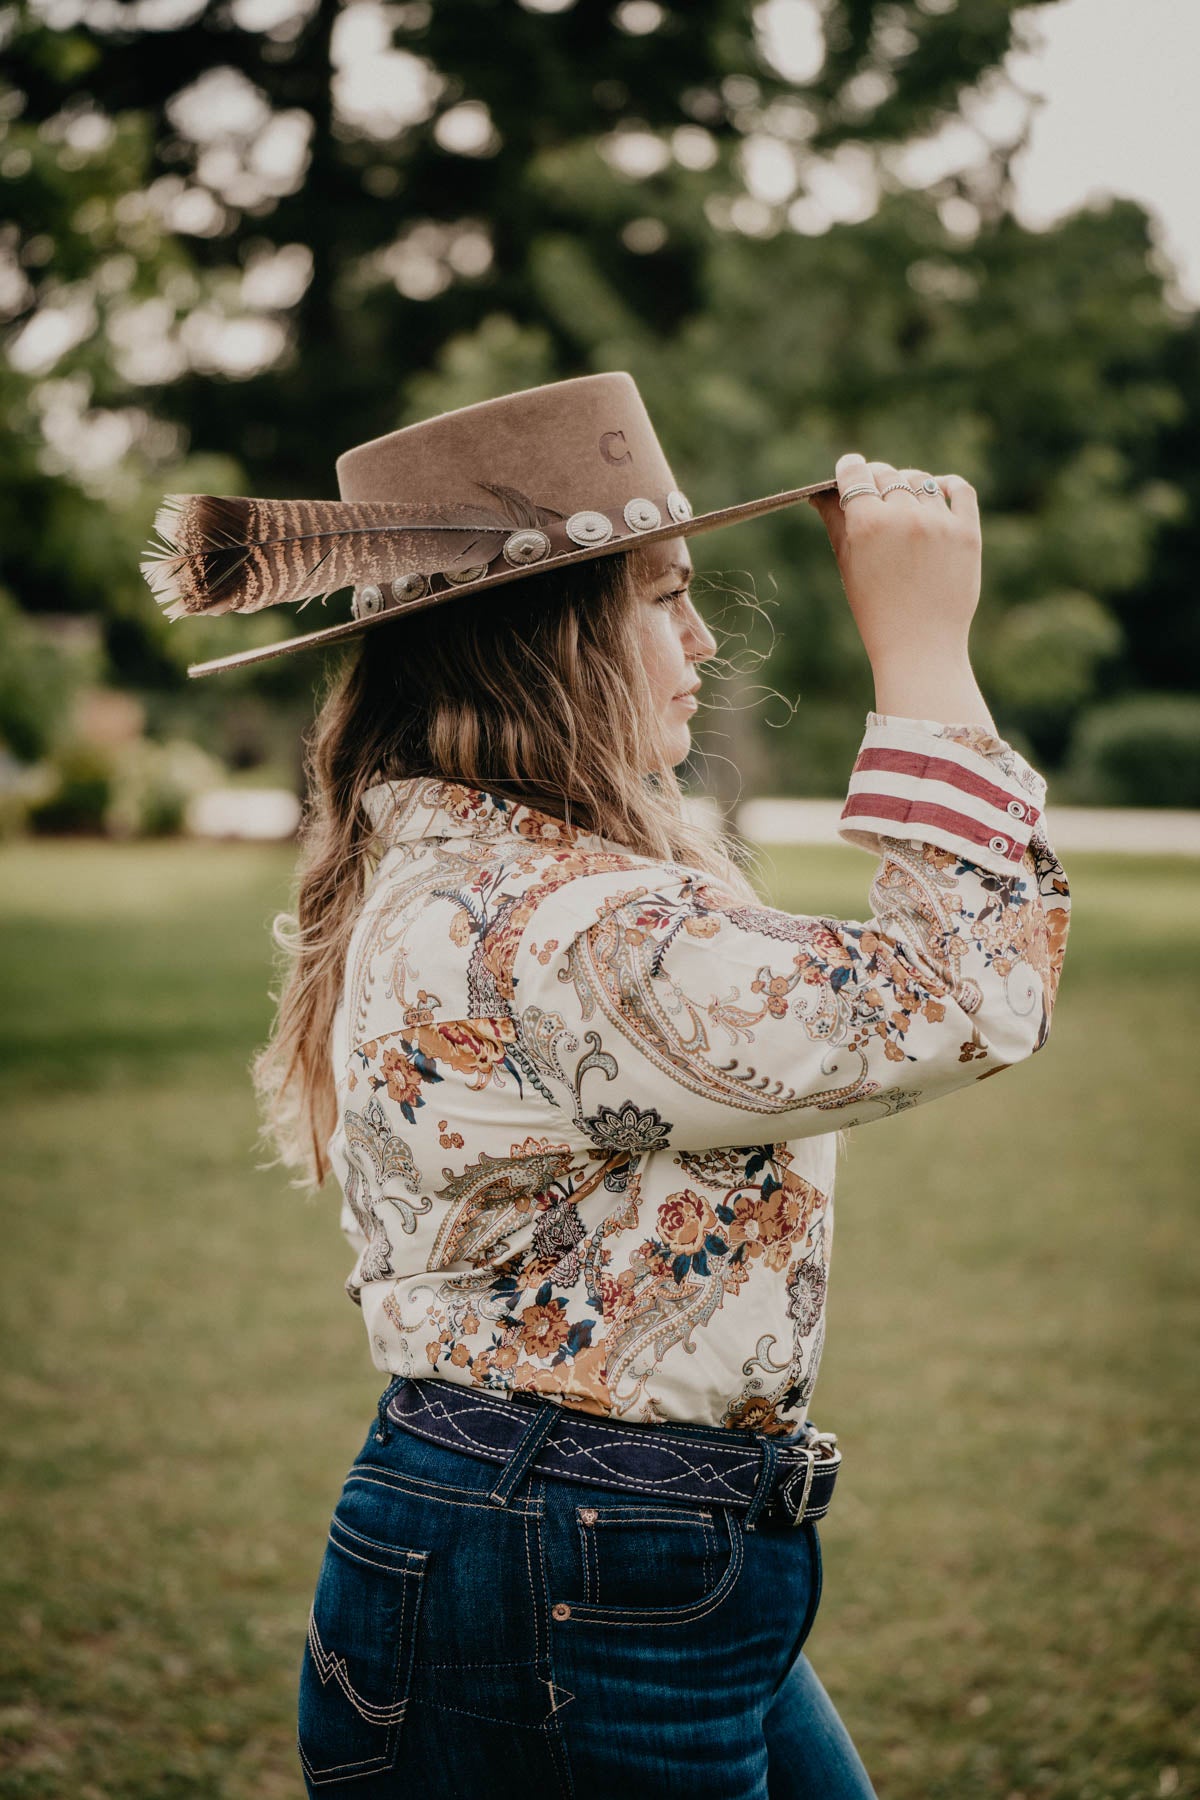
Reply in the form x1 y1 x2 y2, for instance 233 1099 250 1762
564 1505 738 1626
298 1515 430 1787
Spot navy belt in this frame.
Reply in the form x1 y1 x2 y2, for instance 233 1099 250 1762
380 1376 840 1532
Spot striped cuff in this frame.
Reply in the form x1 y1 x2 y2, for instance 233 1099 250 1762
838 714 1045 878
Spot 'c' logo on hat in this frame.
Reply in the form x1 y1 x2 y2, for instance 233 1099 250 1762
599 430 633 466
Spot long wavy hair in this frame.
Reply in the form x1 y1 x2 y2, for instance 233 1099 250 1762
252 544 769 1191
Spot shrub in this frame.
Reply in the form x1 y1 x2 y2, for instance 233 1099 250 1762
0 589 90 764
1064 693 1200 808
26 734 225 837
981 591 1124 721
106 737 224 837
27 741 115 834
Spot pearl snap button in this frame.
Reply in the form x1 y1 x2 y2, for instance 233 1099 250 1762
552 1602 571 1620
565 510 614 547
1006 799 1026 818
989 835 1010 854
667 489 693 523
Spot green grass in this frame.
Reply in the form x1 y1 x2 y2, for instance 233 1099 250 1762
1 840 1197 1799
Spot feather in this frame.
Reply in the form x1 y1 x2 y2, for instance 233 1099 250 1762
139 490 559 621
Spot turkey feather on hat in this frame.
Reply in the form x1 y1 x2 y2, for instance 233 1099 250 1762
140 485 564 620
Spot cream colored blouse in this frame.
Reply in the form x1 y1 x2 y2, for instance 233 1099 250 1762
326 712 1070 1435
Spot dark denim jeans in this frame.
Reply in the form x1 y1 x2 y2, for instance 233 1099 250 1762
297 1385 877 1798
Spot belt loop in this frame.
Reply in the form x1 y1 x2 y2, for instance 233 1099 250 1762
374 1373 407 1444
744 1435 782 1533
488 1397 561 1507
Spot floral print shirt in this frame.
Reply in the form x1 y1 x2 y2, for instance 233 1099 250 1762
327 712 1070 1436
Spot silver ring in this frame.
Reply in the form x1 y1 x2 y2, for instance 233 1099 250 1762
919 477 941 496
879 480 918 499
838 483 880 510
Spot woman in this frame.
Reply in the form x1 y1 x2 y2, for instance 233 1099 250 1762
144 372 1071 1797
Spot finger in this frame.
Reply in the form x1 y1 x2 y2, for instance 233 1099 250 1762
868 460 921 504
899 467 946 505
936 474 980 529
834 451 882 515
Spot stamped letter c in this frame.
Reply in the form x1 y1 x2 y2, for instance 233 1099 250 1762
599 430 633 467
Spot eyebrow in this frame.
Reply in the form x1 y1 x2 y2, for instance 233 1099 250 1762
666 560 694 582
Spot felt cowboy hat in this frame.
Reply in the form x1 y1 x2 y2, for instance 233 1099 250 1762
140 370 839 680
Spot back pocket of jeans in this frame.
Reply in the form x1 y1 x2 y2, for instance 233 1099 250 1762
575 1502 724 1612
298 1513 429 1789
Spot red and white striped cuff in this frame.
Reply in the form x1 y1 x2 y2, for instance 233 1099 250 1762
837 715 1046 877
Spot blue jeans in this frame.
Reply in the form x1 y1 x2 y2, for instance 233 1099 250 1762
297 1390 877 1798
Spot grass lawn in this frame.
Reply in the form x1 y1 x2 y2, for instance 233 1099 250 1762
0 838 1196 1799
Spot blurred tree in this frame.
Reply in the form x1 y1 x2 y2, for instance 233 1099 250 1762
1 0 1196 804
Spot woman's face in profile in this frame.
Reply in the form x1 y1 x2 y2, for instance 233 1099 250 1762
632 536 717 767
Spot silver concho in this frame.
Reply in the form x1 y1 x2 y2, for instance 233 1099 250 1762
666 489 693 523
441 561 491 586
502 528 551 566
390 572 427 604
565 509 614 547
623 497 662 533
354 583 385 618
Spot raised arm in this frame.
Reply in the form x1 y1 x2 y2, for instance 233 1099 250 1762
512 454 1069 1154
512 710 1068 1154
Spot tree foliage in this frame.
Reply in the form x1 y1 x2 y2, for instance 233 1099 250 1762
1 0 1196 795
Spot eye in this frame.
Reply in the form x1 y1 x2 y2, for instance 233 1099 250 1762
655 585 689 609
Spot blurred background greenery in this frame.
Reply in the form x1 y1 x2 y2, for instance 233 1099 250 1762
2 0 1199 835
2 3 1199 1798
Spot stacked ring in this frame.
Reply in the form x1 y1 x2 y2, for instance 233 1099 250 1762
838 484 880 510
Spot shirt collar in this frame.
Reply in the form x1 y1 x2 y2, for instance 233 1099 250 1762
362 775 625 855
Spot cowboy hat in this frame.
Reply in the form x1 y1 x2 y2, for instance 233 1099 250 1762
140 370 838 680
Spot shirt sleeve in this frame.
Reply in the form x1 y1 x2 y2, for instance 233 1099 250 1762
512 711 1071 1155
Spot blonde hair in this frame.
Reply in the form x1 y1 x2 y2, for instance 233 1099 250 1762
253 545 766 1191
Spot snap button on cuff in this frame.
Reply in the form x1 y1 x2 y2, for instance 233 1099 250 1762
989 834 1010 854
1006 799 1026 818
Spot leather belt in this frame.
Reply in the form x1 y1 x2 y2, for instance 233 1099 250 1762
382 1376 840 1531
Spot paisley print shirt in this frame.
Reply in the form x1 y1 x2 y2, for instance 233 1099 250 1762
327 712 1071 1436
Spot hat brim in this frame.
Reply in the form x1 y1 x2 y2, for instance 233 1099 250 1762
183 475 839 678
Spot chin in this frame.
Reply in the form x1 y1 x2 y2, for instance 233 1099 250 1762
665 726 692 767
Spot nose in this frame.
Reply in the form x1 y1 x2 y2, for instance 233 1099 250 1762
685 604 717 660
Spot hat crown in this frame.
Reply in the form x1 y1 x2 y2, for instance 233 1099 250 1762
335 372 676 521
